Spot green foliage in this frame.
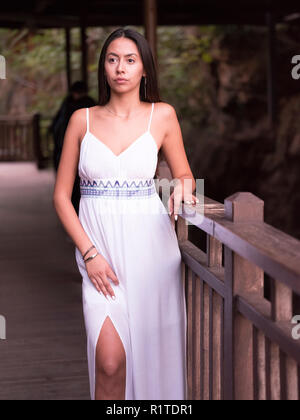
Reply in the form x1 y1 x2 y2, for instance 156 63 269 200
157 26 216 126
0 28 68 114
0 25 223 133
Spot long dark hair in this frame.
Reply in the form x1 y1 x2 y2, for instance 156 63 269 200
98 27 161 105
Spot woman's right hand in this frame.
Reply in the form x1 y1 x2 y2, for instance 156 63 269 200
85 253 119 299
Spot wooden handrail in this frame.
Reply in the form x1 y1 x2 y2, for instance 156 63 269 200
176 191 300 400
0 113 48 169
179 195 300 294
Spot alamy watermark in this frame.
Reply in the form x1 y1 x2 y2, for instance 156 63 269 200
291 315 300 340
159 177 204 225
0 315 6 340
82 177 205 222
291 55 300 80
0 55 6 80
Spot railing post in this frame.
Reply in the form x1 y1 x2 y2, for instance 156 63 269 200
207 235 223 399
270 276 297 399
176 211 190 398
32 113 46 169
224 192 264 400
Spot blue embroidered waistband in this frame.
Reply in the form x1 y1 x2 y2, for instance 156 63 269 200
80 178 157 199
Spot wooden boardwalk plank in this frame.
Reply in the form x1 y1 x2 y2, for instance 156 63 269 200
0 163 90 400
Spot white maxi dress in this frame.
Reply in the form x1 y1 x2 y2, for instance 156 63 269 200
75 102 187 400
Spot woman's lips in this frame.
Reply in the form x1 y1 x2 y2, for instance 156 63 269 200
115 79 128 84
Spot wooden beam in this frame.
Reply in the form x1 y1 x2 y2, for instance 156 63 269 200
143 0 157 66
34 0 58 14
266 11 277 130
65 27 71 91
0 9 293 29
80 22 88 89
0 13 79 28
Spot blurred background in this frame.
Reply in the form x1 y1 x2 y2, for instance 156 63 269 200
1 2 300 237
1 0 300 400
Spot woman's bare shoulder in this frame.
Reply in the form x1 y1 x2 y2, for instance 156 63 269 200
70 106 100 128
67 107 93 146
68 107 86 126
71 106 98 120
155 101 177 118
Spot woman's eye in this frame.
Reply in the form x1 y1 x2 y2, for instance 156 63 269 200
108 58 135 63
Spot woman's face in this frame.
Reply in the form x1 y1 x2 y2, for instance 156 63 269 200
104 37 145 94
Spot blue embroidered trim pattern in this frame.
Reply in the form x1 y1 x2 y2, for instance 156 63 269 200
80 178 156 199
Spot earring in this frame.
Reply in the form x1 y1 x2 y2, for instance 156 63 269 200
144 76 147 98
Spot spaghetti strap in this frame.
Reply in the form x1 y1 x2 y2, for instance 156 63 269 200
86 107 89 134
147 102 154 132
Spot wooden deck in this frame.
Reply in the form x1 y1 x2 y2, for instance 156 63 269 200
0 162 90 400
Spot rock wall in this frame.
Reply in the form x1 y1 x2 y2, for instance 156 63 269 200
185 25 300 240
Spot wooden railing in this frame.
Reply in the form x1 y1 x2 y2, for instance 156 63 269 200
175 192 300 400
0 113 50 169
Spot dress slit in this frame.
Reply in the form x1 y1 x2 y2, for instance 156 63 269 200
91 313 130 400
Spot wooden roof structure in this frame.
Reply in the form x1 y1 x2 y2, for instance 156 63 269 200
1 0 298 129
1 0 300 29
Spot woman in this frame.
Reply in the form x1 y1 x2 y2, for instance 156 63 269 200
53 27 198 400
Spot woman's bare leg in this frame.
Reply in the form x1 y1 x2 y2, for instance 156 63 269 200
95 316 126 400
